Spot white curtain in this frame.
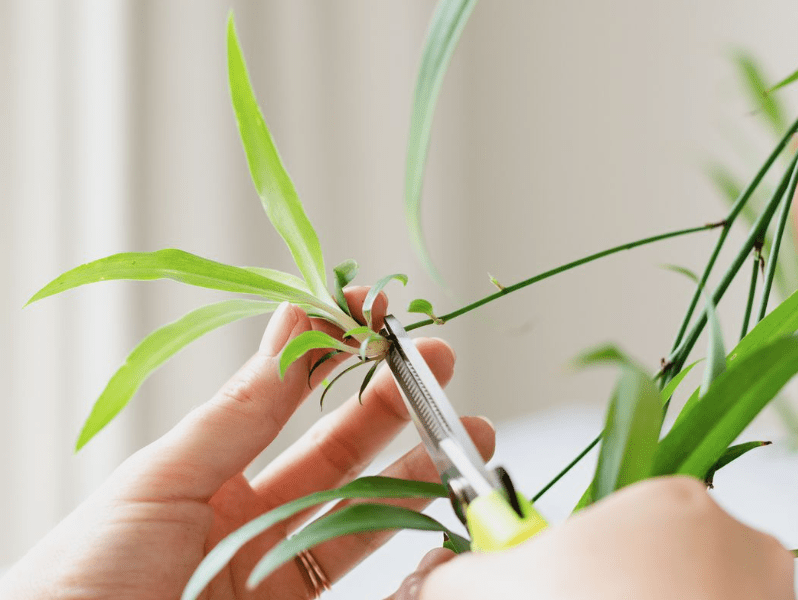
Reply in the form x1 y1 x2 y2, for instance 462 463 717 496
2 0 797 576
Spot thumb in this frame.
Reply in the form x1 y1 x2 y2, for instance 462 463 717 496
385 548 456 600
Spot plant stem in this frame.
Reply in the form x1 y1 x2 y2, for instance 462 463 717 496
756 159 798 322
669 115 798 354
531 432 602 502
667 152 798 375
739 251 760 341
405 222 723 331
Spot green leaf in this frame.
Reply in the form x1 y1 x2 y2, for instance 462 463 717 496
181 476 447 600
791 549 798 558
343 325 372 339
320 359 374 408
279 330 354 379
661 264 726 396
734 51 788 136
76 300 277 451
26 249 322 308
362 273 408 328
766 66 798 96
243 266 311 294
704 441 771 488
659 360 701 405
653 335 798 479
247 504 459 589
591 368 662 502
227 15 331 302
333 259 359 316
359 360 380 404
406 0 479 283
408 298 442 323
729 285 798 364
442 531 471 554
307 350 341 387
576 347 662 503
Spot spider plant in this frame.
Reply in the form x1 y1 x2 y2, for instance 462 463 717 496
25 1 798 595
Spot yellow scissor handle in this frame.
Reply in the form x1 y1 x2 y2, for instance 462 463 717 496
466 490 548 552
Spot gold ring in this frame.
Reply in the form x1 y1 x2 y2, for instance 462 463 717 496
296 548 331 598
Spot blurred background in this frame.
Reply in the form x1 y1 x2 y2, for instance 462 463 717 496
2 0 797 595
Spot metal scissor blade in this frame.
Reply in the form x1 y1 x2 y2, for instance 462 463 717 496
382 315 498 497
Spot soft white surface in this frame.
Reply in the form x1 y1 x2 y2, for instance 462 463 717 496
329 403 798 599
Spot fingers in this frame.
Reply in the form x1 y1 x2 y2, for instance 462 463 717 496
384 548 456 600
116 288 390 502
302 416 495 585
249 337 456 505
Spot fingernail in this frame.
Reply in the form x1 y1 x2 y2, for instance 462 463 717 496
259 302 293 355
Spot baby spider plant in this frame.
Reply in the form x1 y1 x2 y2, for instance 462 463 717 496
25 15 405 451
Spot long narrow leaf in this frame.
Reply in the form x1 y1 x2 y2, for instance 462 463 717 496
247 504 458 589
76 300 277 450
26 249 321 307
653 336 798 478
659 360 700 405
729 285 798 363
332 259 359 316
182 476 447 600
227 16 331 302
704 441 771 488
766 66 798 96
243 266 311 293
661 265 726 395
320 358 374 408
735 51 788 136
362 273 408 328
406 0 479 282
279 331 355 379
579 350 662 502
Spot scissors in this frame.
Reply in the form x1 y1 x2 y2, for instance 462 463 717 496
381 315 548 552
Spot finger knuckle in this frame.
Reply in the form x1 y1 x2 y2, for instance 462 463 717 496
641 475 711 509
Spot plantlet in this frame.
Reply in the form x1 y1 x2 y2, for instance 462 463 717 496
26 0 798 595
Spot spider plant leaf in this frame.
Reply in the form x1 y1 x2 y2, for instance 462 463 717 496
408 298 442 323
359 360 380 405
791 549 797 558
659 360 700 405
576 347 662 502
247 504 459 590
766 66 798 96
729 285 798 364
26 249 321 307
242 266 311 294
734 51 788 136
653 335 798 479
362 273 408 328
76 299 277 451
593 367 661 502
319 358 373 408
704 441 771 488
307 350 342 387
661 264 726 396
181 476 447 600
442 531 471 554
406 0 479 283
279 331 354 379
332 259 359 317
343 325 372 339
227 16 331 302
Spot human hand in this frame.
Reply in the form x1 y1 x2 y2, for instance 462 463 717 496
389 476 795 600
0 288 495 600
